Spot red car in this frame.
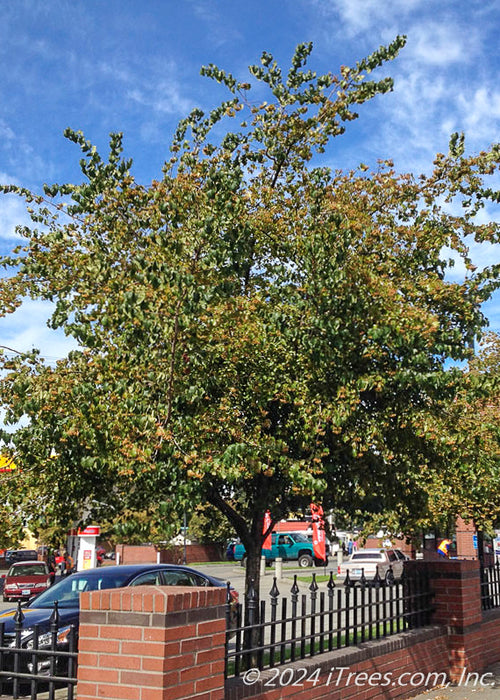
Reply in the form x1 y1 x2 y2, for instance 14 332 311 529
3 561 55 602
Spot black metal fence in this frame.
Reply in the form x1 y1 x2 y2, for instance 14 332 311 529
0 601 77 700
480 561 500 610
225 567 433 678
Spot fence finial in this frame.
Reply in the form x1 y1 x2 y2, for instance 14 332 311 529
14 600 25 625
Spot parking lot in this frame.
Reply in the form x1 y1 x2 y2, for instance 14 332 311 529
0 559 335 613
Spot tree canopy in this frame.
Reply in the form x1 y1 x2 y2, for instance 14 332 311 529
1 38 500 594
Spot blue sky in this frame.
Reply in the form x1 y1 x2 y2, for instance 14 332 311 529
0 0 499 360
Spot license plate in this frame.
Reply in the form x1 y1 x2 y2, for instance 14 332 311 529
21 589 31 596
353 569 362 576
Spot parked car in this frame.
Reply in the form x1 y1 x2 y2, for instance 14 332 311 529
0 563 237 677
337 548 408 585
4 549 39 567
2 561 55 602
233 531 329 568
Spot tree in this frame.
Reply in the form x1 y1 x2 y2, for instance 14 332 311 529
188 503 235 547
422 332 500 536
1 38 500 623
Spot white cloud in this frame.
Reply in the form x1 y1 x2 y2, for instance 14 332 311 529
97 58 192 117
0 299 78 362
459 88 500 141
0 190 30 242
408 22 469 66
317 0 421 38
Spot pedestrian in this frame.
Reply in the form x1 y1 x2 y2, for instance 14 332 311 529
437 539 452 557
47 550 56 573
55 550 66 575
64 551 74 575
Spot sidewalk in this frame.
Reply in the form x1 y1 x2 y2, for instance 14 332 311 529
409 662 500 700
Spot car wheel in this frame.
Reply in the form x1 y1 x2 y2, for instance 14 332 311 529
2 596 9 602
298 554 314 568
385 569 395 586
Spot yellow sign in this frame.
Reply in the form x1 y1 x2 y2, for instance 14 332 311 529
0 455 16 472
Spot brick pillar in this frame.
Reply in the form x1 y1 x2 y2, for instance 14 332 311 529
455 516 477 559
76 585 226 700
425 559 483 681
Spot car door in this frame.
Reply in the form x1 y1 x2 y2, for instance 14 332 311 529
276 534 293 561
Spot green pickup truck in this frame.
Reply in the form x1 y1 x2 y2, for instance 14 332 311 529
233 531 329 568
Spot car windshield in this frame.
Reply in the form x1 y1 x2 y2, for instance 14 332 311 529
292 533 309 543
8 564 46 576
32 571 133 608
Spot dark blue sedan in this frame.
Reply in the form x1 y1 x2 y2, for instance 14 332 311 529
0 564 235 677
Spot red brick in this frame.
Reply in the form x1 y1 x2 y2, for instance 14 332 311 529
78 666 119 683
79 638 120 653
143 627 170 642
196 647 223 664
75 681 98 697
132 593 145 612
79 623 100 638
195 675 224 694
122 640 170 657
141 683 196 700
141 591 155 612
95 682 141 699
164 652 195 670
141 656 166 672
99 653 142 670
100 625 143 640
181 636 214 653
120 670 167 687
77 651 99 667
197 619 225 636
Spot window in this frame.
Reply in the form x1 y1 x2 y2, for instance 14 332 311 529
129 571 163 586
163 569 196 586
9 564 47 576
351 553 383 561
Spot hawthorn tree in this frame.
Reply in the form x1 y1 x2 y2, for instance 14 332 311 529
1 38 500 613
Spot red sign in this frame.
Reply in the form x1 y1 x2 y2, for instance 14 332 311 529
310 503 326 562
78 526 100 536
262 511 272 550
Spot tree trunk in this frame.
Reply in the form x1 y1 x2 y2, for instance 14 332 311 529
242 534 263 667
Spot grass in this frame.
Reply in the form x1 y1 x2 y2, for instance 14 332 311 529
226 623 398 677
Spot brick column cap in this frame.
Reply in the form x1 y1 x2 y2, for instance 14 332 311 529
81 584 227 615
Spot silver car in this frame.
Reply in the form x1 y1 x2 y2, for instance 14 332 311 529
337 548 408 585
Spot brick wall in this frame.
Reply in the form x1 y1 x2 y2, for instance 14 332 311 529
225 628 450 700
363 536 414 558
115 544 223 565
76 560 500 700
115 545 158 564
158 544 223 564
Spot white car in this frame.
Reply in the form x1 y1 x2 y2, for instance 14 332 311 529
337 548 408 585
